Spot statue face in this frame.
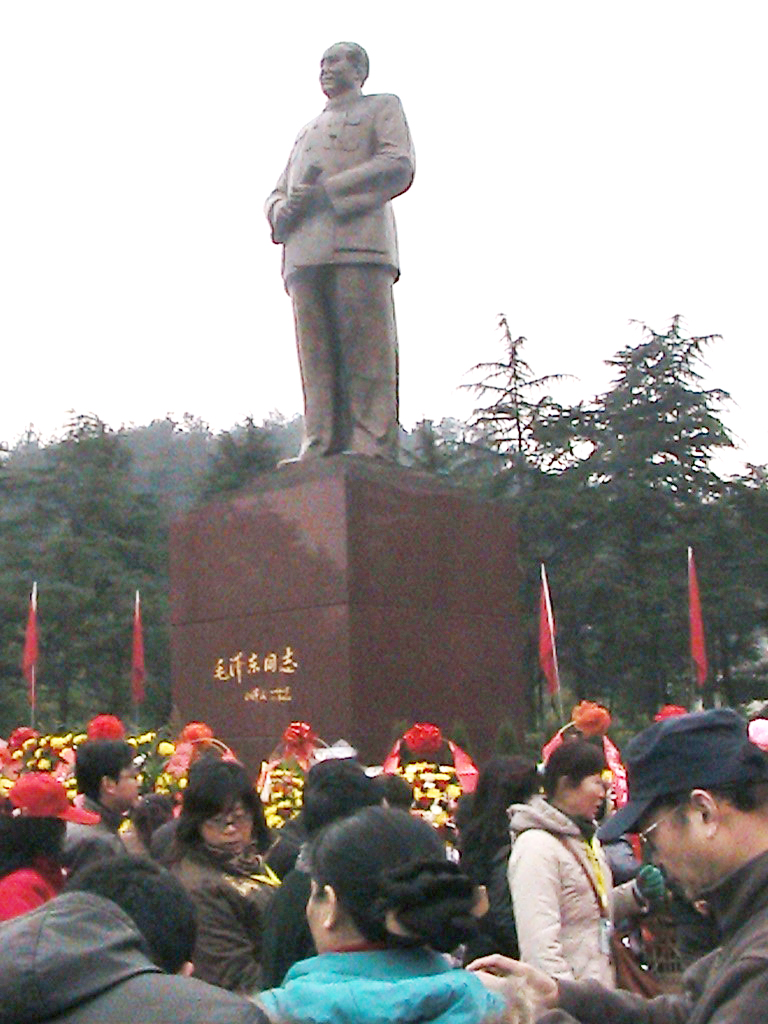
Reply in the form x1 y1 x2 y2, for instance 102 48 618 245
320 44 361 99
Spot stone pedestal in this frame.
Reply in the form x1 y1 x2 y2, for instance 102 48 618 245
169 456 524 770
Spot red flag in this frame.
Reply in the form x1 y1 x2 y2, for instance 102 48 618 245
22 583 38 706
131 590 146 704
688 547 708 687
539 564 560 696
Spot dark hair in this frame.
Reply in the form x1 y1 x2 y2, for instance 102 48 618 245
175 758 269 852
302 758 380 837
75 740 135 802
460 756 538 883
453 792 475 833
373 772 413 810
0 816 66 878
309 806 480 952
543 739 606 800
65 856 196 972
130 793 174 853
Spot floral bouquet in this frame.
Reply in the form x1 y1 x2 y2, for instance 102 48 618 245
258 722 329 829
381 722 478 834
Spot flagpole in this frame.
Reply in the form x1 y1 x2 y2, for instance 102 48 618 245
23 582 39 730
688 547 708 711
30 665 36 731
131 589 146 731
540 564 564 722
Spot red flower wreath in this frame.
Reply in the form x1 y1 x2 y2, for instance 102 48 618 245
8 727 40 751
571 701 611 737
179 721 214 744
403 723 444 757
86 715 126 741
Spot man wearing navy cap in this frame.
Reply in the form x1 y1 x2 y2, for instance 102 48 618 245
469 709 768 1023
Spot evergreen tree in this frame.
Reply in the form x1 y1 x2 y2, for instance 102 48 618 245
575 315 732 499
200 417 279 497
463 315 574 490
0 415 168 732
550 317 738 716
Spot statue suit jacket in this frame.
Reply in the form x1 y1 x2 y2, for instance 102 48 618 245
265 92 415 286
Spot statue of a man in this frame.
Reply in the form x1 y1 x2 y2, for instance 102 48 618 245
265 42 414 460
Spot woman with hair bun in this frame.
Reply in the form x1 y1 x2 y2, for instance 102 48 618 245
256 806 528 1024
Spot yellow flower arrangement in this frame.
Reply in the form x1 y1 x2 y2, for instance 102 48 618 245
397 761 463 831
262 764 305 830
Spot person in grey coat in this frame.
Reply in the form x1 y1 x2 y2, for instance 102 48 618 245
0 855 267 1024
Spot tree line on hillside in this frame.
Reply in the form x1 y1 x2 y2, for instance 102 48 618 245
1 316 766 741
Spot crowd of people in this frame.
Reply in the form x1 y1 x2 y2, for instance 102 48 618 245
2 706 768 1023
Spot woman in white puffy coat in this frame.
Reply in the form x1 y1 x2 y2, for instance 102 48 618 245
508 739 643 987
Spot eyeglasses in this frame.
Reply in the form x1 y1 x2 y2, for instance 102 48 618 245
204 807 251 833
638 806 678 853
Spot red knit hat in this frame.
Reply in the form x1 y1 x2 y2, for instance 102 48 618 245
9 773 100 824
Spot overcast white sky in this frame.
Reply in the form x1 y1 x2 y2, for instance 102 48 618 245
2 1 766 471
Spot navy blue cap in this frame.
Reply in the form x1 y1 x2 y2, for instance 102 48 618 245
598 709 768 842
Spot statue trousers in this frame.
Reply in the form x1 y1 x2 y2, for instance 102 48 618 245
288 264 399 459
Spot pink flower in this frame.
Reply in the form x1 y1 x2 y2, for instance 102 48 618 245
749 719 768 751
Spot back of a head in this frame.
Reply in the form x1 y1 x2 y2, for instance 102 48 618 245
309 806 480 952
75 740 134 802
64 855 196 972
460 756 538 872
302 758 380 837
373 772 413 810
473 755 538 817
0 815 66 877
130 793 174 852
543 738 606 799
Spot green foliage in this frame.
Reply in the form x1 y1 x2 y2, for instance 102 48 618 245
494 718 520 755
571 315 732 499
122 415 212 515
400 418 498 489
448 719 472 755
201 417 280 497
0 415 169 733
1 317 766 747
463 315 575 486
424 315 768 728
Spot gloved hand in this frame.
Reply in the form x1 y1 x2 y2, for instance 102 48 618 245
634 864 666 906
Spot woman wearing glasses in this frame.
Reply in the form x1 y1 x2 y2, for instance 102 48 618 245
170 757 277 993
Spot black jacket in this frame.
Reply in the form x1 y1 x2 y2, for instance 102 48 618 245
0 891 267 1024
260 865 315 987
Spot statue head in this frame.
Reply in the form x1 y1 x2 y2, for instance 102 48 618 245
320 42 369 98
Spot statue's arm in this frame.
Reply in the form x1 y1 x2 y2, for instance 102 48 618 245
322 95 415 218
266 155 325 244
265 163 297 245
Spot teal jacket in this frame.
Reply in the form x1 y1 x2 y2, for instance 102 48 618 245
258 948 506 1024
